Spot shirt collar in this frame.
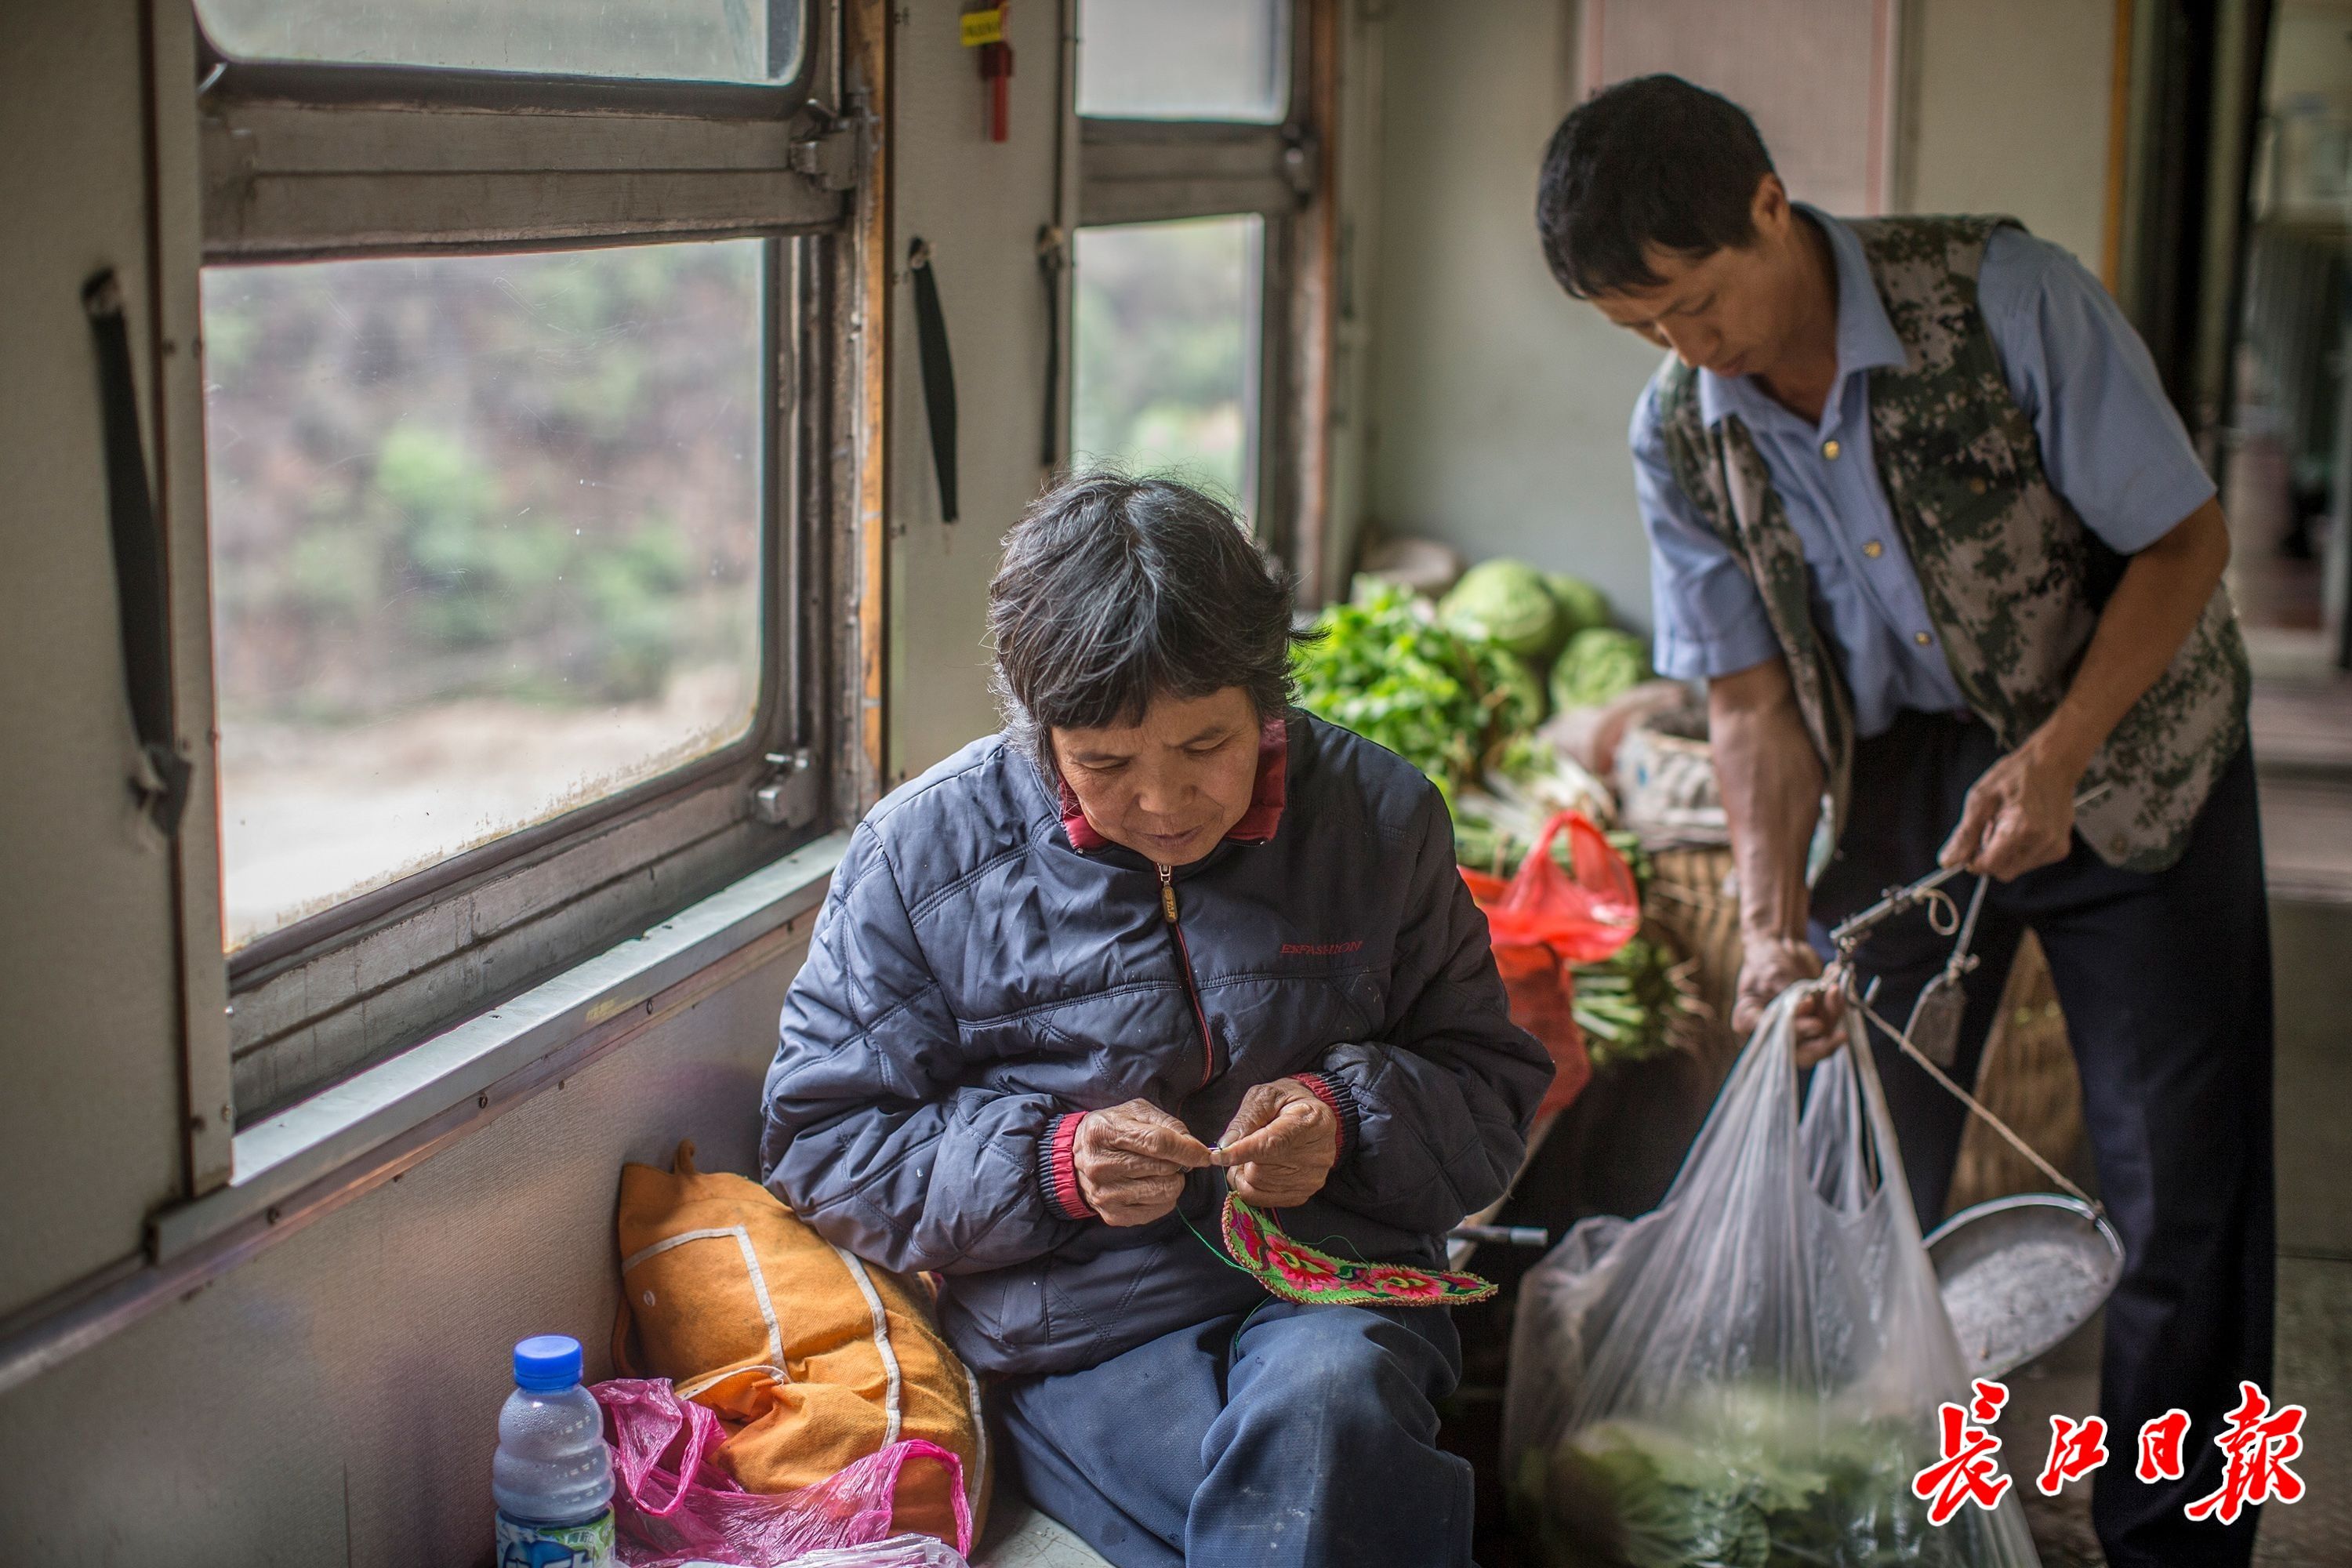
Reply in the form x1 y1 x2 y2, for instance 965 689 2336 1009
1695 205 1907 430
1057 713 1290 854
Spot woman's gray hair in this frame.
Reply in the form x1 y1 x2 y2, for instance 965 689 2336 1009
988 473 1313 774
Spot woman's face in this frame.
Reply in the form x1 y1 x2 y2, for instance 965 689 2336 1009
1051 687 1262 867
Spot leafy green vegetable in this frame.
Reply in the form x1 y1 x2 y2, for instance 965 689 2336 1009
1552 626 1656 713
1572 930 1706 1069
1441 560 1569 662
1294 581 1544 800
1544 571 1614 640
1514 1388 1978 1568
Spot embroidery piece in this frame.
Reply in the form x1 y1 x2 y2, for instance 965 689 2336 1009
1219 1196 1497 1306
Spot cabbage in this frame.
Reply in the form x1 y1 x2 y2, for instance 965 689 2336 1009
1494 651 1549 730
1543 572 1613 639
1551 626 1654 712
1440 560 1566 662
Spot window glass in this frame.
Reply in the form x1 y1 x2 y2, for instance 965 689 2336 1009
196 0 805 85
201 241 767 949
1076 0 1289 122
1073 216 1263 512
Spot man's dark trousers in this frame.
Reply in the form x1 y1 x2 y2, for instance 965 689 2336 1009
1810 710 2276 1568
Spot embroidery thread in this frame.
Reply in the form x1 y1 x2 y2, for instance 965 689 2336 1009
1217 1196 1497 1306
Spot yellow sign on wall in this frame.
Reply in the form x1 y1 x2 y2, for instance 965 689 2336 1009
960 8 1005 47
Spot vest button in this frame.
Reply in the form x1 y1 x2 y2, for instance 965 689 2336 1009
1822 439 1842 460
1968 477 1988 495
1864 539 1885 559
1914 631 1933 646
2110 834 2129 855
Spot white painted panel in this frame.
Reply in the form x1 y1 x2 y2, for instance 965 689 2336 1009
0 0 191 1315
0 943 802 1564
1907 0 2115 270
1582 0 1899 216
887 0 1066 782
1366 0 1662 630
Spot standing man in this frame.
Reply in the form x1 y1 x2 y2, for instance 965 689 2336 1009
1536 76 2272 1567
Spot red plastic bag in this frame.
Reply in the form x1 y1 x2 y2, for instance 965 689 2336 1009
1461 811 1641 1115
593 1378 973 1567
1460 810 1639 962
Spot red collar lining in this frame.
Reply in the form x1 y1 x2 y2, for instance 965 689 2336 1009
1057 714 1289 854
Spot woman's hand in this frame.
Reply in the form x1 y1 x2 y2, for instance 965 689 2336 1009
1736 932 1846 1069
1212 1080 1338 1208
1073 1100 1211 1226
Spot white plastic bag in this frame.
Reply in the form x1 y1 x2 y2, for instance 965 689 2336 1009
1502 989 2040 1566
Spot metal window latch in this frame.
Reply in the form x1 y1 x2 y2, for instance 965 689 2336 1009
753 750 820 829
789 118 863 193
1281 129 1319 201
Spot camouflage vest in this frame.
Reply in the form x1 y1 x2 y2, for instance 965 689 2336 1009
1653 215 2249 873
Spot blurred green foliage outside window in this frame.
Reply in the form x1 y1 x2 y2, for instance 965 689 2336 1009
201 241 765 947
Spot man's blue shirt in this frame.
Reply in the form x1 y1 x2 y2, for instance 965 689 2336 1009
1631 208 2215 738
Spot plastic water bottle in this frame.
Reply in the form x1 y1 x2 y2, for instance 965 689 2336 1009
492 1334 615 1568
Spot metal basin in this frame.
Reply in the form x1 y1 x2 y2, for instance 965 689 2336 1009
1925 1193 2124 1382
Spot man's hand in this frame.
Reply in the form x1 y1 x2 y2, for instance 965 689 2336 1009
1711 662 1841 1066
1940 735 2086 881
1937 499 2228 882
1210 1080 1338 1209
1073 1100 1211 1227
1736 933 1846 1069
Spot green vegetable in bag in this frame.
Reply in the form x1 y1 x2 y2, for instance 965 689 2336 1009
1513 1388 1973 1568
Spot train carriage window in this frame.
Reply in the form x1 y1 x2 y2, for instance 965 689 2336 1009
194 0 806 85
1073 0 1306 550
1076 0 1289 123
203 242 766 949
1073 216 1264 512
190 0 843 1123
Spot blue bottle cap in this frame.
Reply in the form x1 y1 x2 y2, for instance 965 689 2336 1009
513 1334 583 1392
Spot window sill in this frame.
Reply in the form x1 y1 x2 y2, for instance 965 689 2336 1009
0 831 846 1396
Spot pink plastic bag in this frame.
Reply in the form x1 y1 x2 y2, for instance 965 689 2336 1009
592 1378 973 1568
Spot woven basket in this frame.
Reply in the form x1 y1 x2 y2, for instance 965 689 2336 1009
1946 931 2085 1211
1642 844 1741 1079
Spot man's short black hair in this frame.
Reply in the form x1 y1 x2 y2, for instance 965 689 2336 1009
988 472 1312 772
1536 74 1777 299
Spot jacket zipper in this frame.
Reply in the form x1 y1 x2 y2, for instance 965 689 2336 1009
1159 863 1218 1088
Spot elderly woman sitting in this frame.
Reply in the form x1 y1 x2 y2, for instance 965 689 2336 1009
759 474 1550 1568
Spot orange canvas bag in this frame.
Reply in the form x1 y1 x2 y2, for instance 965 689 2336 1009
611 1142 990 1544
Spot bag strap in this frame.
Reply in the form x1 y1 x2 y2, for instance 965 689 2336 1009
84 270 191 838
907 238 959 524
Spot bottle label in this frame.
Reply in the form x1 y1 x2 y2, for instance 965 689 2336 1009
495 1508 615 1568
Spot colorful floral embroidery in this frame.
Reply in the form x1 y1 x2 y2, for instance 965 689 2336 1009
1218 1197 1497 1307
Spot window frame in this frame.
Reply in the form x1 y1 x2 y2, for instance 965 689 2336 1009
193 0 819 118
1073 0 1323 572
191 0 862 1126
